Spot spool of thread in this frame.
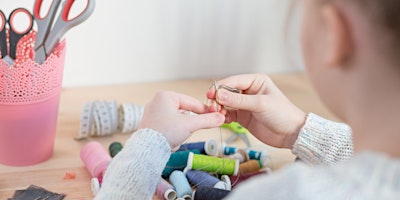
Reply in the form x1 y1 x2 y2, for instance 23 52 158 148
91 177 100 196
177 139 218 156
238 160 262 174
220 175 232 190
156 178 177 200
80 141 112 179
228 170 268 189
192 186 231 200
169 170 192 200
221 143 238 155
162 150 199 178
228 149 249 163
246 149 268 164
108 141 123 158
187 152 239 176
185 170 227 190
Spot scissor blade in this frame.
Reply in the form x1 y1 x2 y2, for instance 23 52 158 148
34 0 63 50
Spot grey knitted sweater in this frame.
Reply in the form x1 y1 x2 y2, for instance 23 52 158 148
95 113 400 199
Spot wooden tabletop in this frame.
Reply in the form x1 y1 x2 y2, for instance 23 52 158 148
0 73 336 200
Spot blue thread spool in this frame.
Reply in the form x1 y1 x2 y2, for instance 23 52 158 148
177 139 218 156
162 150 200 178
192 186 231 200
185 169 227 190
169 170 192 200
187 152 239 176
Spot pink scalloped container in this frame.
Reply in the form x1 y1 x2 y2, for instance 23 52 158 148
0 32 66 166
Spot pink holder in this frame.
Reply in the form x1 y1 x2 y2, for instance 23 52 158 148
0 31 66 166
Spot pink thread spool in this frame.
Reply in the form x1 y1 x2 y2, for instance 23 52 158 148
80 141 112 179
0 33 66 166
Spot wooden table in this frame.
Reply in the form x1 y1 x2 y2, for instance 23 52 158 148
0 73 336 199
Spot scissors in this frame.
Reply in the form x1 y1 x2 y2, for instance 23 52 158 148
33 0 95 64
0 8 34 62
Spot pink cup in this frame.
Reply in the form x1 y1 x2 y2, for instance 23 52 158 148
0 34 66 166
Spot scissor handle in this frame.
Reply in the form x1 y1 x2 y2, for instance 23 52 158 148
8 8 33 35
44 0 95 56
0 10 7 58
8 8 34 59
0 10 5 30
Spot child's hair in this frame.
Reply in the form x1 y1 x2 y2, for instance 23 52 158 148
353 1 400 35
328 0 400 61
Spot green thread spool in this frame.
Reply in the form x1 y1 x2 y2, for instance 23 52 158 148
109 142 123 158
187 152 239 176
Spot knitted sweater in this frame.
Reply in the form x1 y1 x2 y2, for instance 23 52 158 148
95 113 400 199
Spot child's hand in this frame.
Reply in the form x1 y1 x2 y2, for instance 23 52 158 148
207 74 306 149
138 91 225 149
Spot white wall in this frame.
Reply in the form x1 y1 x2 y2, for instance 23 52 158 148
2 0 303 87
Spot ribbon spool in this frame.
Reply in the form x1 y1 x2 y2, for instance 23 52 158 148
186 152 239 176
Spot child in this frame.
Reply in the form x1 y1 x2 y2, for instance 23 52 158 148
95 0 400 199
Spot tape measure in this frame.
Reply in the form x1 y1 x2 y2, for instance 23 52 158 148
76 100 144 140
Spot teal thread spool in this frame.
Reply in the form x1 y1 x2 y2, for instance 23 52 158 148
186 152 239 176
162 150 200 178
245 149 268 166
221 142 238 155
108 142 123 158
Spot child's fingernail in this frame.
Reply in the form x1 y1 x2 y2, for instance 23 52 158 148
216 114 225 123
217 90 228 102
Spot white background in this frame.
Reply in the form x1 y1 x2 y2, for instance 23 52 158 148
1 0 303 87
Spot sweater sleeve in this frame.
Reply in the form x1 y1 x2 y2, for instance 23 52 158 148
95 128 171 200
292 113 353 165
